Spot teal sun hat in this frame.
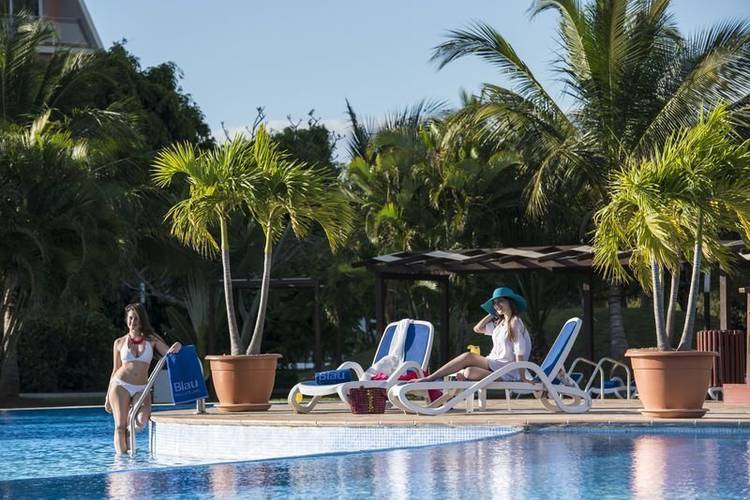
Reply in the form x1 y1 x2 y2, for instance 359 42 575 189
481 287 528 316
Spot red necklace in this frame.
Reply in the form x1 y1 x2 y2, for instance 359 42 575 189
128 334 145 345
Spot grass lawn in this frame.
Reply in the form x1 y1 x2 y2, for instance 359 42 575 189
545 305 714 362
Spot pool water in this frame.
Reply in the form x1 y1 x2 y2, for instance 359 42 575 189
0 407 220 481
2 408 750 499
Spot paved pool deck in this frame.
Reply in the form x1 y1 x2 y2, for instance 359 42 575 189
151 399 750 428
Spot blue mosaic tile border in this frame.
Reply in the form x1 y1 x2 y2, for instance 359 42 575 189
151 423 522 461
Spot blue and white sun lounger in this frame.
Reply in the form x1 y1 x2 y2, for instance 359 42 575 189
568 356 635 400
389 318 591 415
287 319 434 413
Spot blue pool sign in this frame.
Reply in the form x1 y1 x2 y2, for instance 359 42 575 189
166 345 208 404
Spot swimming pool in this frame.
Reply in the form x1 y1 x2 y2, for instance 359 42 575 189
0 407 222 481
2 408 750 499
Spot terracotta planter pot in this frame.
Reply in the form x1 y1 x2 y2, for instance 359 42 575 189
205 354 282 412
626 349 717 418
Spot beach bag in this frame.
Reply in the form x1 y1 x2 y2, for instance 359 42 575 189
348 387 388 414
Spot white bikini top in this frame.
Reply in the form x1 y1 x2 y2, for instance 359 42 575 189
120 338 154 364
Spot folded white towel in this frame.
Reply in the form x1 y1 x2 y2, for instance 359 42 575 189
364 318 412 380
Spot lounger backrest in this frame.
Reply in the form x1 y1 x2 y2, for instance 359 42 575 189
540 318 582 379
374 320 434 370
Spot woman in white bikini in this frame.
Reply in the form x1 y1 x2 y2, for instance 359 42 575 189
105 303 181 454
413 287 532 383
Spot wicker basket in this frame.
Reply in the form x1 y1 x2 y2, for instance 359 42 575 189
348 386 388 414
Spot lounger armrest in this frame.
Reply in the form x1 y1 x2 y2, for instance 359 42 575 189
568 357 605 391
337 361 366 380
386 361 424 383
595 357 632 393
596 357 631 379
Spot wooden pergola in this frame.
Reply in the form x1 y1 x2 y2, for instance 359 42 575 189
217 277 330 370
354 242 750 365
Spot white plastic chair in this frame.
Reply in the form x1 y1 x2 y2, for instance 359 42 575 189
568 356 635 400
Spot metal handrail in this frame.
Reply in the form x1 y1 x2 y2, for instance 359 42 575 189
128 355 169 456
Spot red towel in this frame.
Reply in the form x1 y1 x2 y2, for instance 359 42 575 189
370 371 418 381
370 370 443 401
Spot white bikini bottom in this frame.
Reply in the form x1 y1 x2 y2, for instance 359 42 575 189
486 358 522 380
111 378 148 397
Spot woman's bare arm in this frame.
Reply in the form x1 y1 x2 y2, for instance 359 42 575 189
473 314 495 334
153 335 181 357
105 338 123 412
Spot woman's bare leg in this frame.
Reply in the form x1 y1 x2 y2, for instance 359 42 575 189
417 353 490 382
108 384 131 454
455 367 492 381
135 393 151 430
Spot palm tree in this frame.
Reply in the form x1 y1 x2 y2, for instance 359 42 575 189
0 16 142 398
433 0 750 358
594 105 750 350
153 136 257 356
155 127 353 356
0 15 105 127
0 114 118 396
245 126 354 355
345 100 537 253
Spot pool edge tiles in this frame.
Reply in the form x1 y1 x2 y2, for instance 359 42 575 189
150 421 523 461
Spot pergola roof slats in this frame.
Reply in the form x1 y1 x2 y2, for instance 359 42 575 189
373 254 407 263
424 250 472 261
353 241 750 276
496 248 548 260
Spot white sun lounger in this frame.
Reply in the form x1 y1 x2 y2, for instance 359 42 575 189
389 317 591 415
568 356 635 400
287 319 434 413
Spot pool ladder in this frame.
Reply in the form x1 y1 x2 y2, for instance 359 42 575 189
127 356 207 456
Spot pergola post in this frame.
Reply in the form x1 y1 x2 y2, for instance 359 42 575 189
742 287 750 383
207 283 216 357
720 270 728 330
314 279 322 371
440 276 450 366
703 271 711 330
583 272 595 360
375 273 385 340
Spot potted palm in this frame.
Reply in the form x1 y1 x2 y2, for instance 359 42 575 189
153 127 353 411
593 105 750 417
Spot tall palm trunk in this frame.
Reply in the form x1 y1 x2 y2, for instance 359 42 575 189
247 223 273 355
677 212 703 351
665 262 681 346
220 217 242 355
608 282 628 359
651 260 669 350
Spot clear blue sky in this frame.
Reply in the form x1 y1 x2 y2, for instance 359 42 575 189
86 0 749 147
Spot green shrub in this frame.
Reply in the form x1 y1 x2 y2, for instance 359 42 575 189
18 307 120 392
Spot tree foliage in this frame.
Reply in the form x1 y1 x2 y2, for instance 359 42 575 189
594 105 750 350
